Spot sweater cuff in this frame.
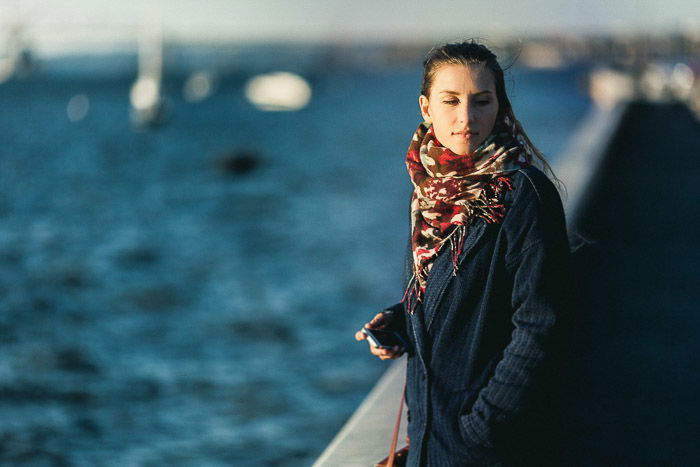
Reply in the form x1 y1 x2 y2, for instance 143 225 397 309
461 413 494 449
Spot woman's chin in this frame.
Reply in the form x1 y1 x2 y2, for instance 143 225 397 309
447 143 477 156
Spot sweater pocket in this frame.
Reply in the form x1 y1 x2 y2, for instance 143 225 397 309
458 412 502 464
434 388 501 464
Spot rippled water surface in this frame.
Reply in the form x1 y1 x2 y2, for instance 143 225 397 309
0 57 591 465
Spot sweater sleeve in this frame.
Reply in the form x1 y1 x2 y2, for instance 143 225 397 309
460 168 571 448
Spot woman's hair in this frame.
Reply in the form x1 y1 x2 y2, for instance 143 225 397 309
421 40 563 192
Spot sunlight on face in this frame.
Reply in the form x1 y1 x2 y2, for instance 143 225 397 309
419 63 499 155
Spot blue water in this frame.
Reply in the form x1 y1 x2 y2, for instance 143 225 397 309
0 54 591 465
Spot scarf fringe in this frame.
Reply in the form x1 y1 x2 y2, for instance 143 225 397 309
402 176 514 315
472 176 514 223
401 274 420 315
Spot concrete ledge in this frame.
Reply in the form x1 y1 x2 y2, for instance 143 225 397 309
555 101 628 224
558 101 700 463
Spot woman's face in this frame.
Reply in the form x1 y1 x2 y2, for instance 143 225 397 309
419 63 499 155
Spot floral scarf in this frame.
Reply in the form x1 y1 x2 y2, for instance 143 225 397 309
403 107 533 312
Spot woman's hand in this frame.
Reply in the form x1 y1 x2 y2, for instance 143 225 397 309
355 311 405 360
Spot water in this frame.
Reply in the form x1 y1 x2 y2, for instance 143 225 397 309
0 55 592 465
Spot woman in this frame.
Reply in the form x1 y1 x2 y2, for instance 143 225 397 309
355 41 571 466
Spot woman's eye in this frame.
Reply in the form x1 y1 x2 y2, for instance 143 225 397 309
442 100 458 105
476 100 491 106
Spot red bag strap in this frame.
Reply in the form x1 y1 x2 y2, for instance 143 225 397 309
386 384 406 467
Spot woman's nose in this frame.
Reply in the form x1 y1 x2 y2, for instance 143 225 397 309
459 102 475 124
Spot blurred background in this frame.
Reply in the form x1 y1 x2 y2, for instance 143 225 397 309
1 1 698 465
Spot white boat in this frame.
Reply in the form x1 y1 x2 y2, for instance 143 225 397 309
130 21 167 127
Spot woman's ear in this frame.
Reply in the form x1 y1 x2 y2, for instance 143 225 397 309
419 95 431 123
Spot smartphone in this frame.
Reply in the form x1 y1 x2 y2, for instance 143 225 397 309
362 327 408 350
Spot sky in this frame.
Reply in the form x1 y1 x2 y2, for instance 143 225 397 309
2 0 700 56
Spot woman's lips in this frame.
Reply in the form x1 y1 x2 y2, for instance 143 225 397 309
452 130 477 139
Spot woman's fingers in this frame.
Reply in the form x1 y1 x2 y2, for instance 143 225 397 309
356 312 403 359
370 344 404 360
368 312 391 329
368 317 383 328
355 314 385 340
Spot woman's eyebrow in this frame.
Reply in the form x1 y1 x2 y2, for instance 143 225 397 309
439 89 493 96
